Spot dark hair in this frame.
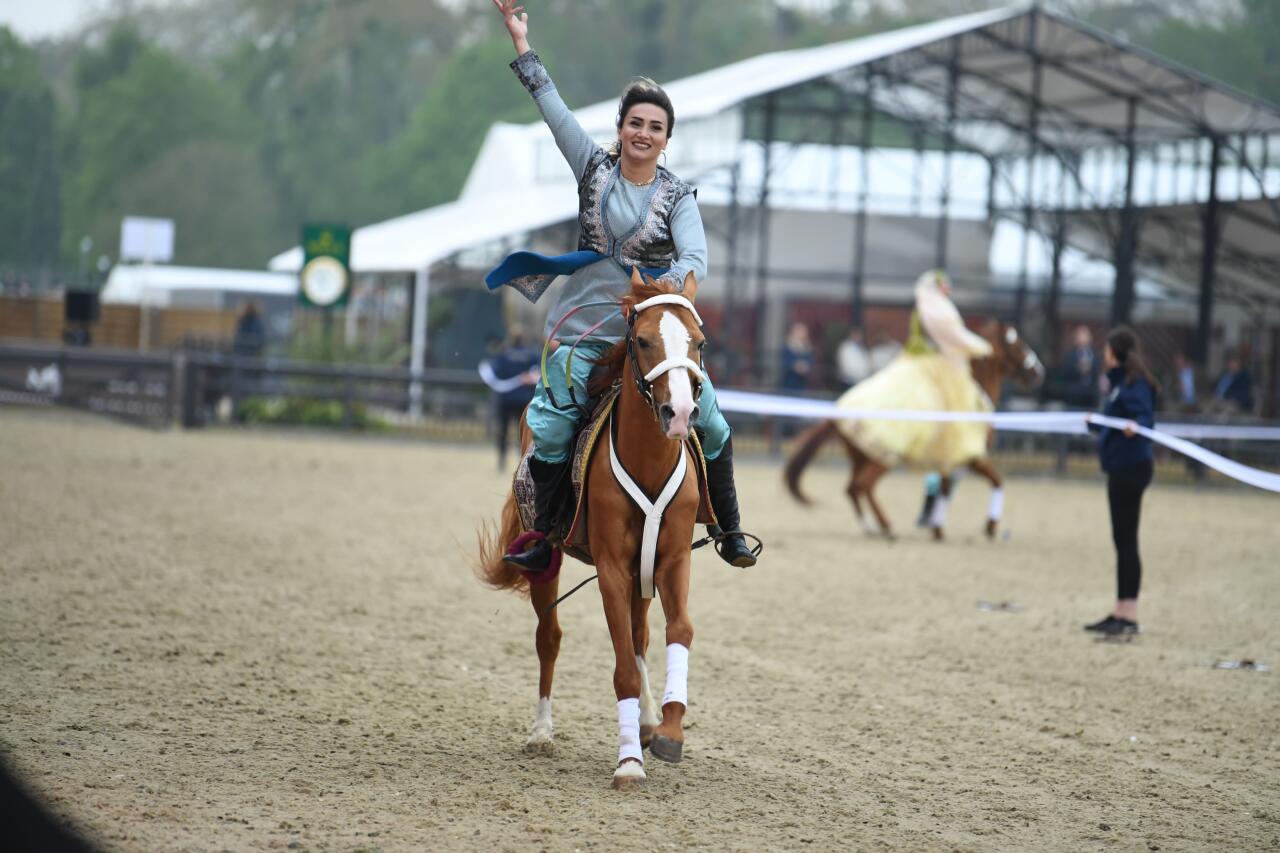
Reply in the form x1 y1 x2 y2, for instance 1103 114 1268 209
1106 326 1160 392
615 77 675 138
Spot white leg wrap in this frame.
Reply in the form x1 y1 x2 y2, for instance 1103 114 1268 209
662 643 689 707
636 656 660 728
533 696 552 733
929 495 950 529
617 698 642 765
987 487 1005 522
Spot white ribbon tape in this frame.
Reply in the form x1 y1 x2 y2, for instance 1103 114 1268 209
478 360 535 394
712 389 1280 494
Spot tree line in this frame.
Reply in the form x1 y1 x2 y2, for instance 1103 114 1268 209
1 0 1276 283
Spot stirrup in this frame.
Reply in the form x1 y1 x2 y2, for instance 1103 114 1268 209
503 531 562 582
694 526 762 568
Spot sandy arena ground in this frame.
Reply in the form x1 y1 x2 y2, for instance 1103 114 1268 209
1 408 1277 852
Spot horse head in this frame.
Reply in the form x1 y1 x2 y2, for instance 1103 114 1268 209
622 269 706 440
984 321 1045 390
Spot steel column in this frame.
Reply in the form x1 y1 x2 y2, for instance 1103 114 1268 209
753 94 777 379
1110 98 1139 326
1015 10 1041 328
851 67 874 329
1195 137 1222 366
936 41 960 269
724 159 741 379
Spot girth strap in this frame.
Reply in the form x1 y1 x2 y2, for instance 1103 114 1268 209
608 423 688 599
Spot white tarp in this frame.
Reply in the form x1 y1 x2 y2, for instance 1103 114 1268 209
101 264 296 307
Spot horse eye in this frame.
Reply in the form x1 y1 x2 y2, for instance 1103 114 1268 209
697 341 707 350
637 338 651 349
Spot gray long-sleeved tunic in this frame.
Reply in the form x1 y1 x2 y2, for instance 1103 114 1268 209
513 51 708 344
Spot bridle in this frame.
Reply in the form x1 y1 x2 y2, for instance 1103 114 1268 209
625 294 705 422
1000 325 1044 383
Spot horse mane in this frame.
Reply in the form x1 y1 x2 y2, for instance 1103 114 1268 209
586 275 681 397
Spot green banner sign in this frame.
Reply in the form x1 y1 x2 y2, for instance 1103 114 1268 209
299 223 352 308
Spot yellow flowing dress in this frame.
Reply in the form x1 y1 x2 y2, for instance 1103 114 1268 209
835 272 993 470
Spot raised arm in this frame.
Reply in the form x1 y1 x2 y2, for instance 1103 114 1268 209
492 0 600 182
660 194 709 292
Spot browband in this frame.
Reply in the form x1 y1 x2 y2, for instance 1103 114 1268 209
633 294 703 326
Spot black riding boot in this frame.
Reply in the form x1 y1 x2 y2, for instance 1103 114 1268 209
503 456 570 572
704 438 758 568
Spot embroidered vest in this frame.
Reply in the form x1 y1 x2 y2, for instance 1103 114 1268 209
575 149 696 273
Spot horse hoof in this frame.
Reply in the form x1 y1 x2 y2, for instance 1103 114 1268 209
640 725 655 748
524 729 554 755
985 521 997 539
931 527 944 542
611 760 646 789
649 734 684 764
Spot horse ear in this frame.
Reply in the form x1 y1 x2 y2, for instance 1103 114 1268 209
681 271 698 302
629 267 645 290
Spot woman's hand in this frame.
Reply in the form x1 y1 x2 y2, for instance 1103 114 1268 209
492 0 530 54
1122 421 1137 438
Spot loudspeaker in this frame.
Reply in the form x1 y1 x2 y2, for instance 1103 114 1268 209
64 290 100 323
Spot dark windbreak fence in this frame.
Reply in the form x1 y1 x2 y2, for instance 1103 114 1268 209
0 342 488 430
0 342 177 428
180 352 486 429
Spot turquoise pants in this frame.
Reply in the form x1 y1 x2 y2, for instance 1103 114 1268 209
526 343 730 463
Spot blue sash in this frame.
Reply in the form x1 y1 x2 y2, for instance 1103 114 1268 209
485 250 668 303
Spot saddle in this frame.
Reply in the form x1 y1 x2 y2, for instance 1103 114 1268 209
512 382 717 566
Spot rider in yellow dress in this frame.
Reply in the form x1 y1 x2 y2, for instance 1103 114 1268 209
835 270 993 470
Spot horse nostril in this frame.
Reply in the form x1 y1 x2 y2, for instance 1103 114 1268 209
690 405 701 424
659 403 675 421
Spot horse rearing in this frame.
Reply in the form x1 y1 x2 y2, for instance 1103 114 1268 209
479 269 706 789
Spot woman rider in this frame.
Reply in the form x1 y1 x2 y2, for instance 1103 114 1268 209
487 0 757 572
834 270 993 472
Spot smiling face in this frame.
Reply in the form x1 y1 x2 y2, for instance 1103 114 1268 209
618 103 670 168
627 272 704 440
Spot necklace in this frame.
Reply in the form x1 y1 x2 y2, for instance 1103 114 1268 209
622 172 656 187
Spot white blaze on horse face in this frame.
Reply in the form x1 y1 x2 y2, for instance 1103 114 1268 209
658 310 696 438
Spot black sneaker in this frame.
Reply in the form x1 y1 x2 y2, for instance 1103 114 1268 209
1084 615 1139 635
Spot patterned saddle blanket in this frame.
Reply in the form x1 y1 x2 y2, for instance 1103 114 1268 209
513 385 717 566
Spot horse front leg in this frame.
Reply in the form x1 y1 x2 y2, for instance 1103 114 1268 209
630 595 660 748
650 551 693 764
598 565 646 788
525 579 563 754
969 457 1004 539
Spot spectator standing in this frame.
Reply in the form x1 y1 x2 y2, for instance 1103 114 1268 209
835 327 870 388
1085 327 1159 637
868 328 901 374
1061 325 1100 407
780 322 814 394
486 330 541 470
1212 353 1254 413
233 302 265 358
1169 352 1197 410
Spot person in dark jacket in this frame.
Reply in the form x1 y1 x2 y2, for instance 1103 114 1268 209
486 331 541 470
1212 354 1254 413
1085 327 1158 637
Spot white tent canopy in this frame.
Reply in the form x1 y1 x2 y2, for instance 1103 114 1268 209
102 264 296 308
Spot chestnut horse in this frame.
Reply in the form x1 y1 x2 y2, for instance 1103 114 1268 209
783 320 1043 539
479 269 706 788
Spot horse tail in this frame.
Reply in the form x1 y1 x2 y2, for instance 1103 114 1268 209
783 420 839 505
476 487 530 596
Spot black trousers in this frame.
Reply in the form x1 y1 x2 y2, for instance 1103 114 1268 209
1107 459 1153 600
496 400 527 466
